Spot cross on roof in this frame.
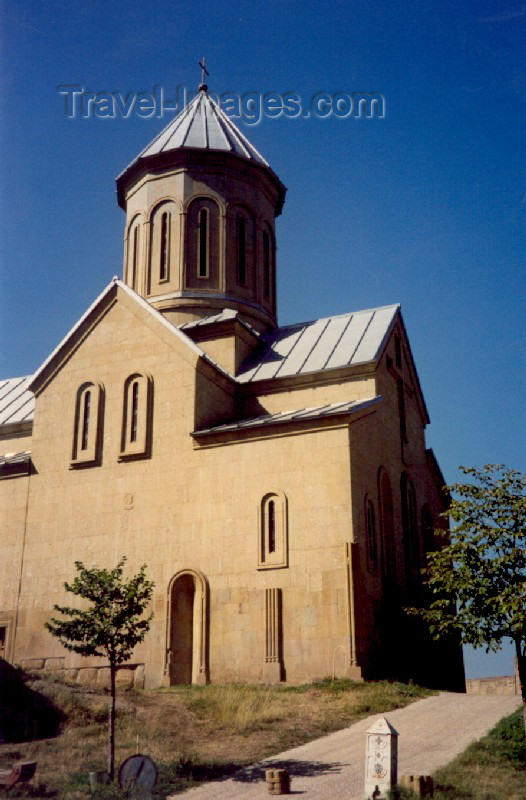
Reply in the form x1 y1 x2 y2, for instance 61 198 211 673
198 57 209 91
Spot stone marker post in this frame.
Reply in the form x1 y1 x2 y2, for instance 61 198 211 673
364 717 398 799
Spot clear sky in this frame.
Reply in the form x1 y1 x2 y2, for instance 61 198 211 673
1 1 524 679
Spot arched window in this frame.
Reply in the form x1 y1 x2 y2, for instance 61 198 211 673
237 215 246 284
120 373 153 460
397 378 407 443
185 198 220 289
378 468 396 578
147 201 180 294
159 211 169 281
263 228 271 300
365 497 378 573
71 382 104 466
401 473 419 582
81 389 91 451
130 380 139 442
259 491 288 569
198 208 208 278
268 499 276 553
127 222 140 291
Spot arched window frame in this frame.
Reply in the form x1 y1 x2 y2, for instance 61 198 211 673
365 495 379 574
184 197 220 289
397 378 408 443
159 210 170 282
237 214 247 285
126 218 141 291
71 381 104 467
258 491 288 569
119 373 153 460
197 207 209 278
261 223 275 302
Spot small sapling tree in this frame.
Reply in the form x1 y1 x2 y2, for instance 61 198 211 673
409 465 526 734
46 558 154 780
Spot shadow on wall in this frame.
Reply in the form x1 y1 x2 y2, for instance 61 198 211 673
0 660 64 743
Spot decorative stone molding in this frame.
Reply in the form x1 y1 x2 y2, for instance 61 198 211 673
263 587 283 682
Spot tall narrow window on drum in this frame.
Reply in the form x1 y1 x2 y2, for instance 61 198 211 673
268 500 276 553
198 208 208 278
81 390 91 451
237 216 246 284
263 230 270 299
131 226 139 290
159 212 169 281
130 381 139 443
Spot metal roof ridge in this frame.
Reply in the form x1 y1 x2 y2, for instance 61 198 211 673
208 97 252 160
275 303 400 335
206 95 238 153
208 96 269 164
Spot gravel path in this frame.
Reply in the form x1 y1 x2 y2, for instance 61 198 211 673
168 692 521 799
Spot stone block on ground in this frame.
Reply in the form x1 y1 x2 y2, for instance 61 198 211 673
44 657 65 671
115 667 134 689
399 774 434 797
77 667 99 686
20 659 45 670
265 768 290 795
97 668 111 688
133 664 145 689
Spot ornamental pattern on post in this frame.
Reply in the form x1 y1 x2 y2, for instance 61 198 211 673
364 717 398 800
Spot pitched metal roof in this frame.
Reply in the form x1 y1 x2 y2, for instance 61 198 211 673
193 396 381 437
237 305 400 383
0 376 35 426
119 90 270 181
0 450 31 467
179 309 262 339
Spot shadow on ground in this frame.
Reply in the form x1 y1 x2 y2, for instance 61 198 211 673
199 759 347 783
0 660 64 743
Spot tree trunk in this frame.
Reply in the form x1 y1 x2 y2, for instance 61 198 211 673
513 638 526 739
108 662 116 781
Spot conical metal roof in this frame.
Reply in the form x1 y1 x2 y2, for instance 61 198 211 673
127 90 269 169
116 87 285 212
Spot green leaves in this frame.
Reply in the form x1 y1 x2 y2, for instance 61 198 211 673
409 465 526 654
45 557 154 666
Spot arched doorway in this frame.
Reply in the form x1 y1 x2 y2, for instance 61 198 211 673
165 570 209 685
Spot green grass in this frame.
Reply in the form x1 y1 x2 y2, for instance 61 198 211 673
430 708 526 800
0 674 433 799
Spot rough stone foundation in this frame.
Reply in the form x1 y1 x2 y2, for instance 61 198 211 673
18 658 145 689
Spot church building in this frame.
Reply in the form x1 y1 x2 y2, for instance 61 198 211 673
0 81 465 690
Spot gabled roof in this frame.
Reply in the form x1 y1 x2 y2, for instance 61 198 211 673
237 305 400 383
193 397 381 438
28 279 234 395
0 376 35 425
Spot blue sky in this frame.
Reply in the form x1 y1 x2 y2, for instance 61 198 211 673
1 0 524 679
